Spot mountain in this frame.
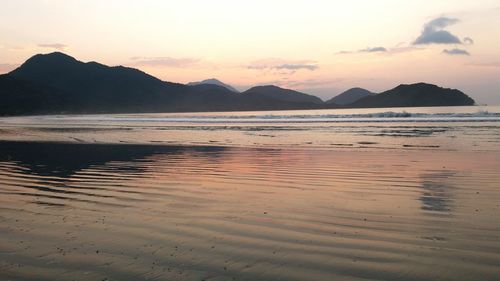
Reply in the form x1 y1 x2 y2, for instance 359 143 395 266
350 83 475 108
187 78 239 93
0 52 476 116
7 52 189 113
0 52 325 115
0 74 69 115
242 85 323 105
327 87 374 105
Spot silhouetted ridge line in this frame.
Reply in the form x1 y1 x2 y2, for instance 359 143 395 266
0 52 475 116
326 87 374 105
350 83 475 108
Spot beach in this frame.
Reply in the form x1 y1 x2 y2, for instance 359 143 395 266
0 106 499 280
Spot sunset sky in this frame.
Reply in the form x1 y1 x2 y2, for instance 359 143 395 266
1 0 499 103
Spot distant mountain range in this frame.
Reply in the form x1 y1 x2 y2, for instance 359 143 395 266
0 52 475 116
187 78 239 93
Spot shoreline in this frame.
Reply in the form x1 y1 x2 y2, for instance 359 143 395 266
0 104 488 119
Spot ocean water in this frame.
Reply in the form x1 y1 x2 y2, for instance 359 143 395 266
0 106 500 151
0 106 499 280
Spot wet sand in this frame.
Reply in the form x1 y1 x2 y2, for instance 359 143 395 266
0 141 499 281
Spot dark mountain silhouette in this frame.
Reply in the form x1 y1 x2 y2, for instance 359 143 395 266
1 52 322 114
350 83 475 108
7 52 189 113
327 87 374 105
0 75 69 115
188 78 239 93
242 85 323 104
0 52 475 116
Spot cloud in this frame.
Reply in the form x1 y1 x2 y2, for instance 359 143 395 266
274 64 318 71
247 58 318 74
336 50 353 55
336 17 471 56
38 43 67 50
130 56 200 68
413 17 463 45
0 63 18 73
336 45 421 55
241 78 345 97
281 78 346 88
443 48 470 56
360 47 387 53
463 37 474 45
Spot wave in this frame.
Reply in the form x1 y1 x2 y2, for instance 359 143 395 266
51 110 500 123
232 110 500 119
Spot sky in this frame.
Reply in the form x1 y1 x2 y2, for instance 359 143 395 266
1 0 500 104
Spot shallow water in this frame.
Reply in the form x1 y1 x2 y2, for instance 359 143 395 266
0 141 499 281
0 106 499 280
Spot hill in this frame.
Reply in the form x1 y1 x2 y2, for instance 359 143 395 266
242 85 323 105
326 87 374 105
350 83 475 108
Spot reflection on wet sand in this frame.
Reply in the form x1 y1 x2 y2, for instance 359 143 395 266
419 171 456 213
0 141 499 281
0 141 226 178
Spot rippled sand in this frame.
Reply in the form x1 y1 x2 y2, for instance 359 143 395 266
0 141 499 281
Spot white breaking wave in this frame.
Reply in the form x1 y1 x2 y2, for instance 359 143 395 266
42 110 500 123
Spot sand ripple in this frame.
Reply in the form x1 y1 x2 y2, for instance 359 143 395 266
0 142 499 281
